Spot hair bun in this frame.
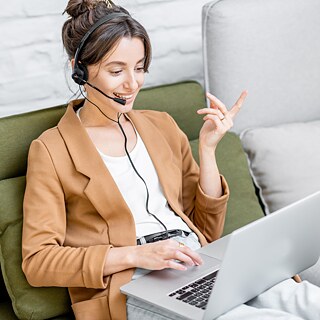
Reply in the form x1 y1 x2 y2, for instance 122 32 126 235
64 0 100 18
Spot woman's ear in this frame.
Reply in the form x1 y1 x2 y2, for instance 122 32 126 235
70 58 75 70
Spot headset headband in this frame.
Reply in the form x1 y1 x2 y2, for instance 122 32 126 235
72 12 129 85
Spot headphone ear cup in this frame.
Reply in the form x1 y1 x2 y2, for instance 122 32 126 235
72 64 88 86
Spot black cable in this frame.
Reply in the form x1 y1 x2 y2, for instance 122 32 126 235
79 86 169 237
117 118 169 236
79 86 118 123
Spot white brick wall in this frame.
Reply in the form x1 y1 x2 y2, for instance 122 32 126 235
0 0 209 117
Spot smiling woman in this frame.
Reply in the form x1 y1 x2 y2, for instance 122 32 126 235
22 1 231 319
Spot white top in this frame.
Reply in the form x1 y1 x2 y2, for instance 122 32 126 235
76 108 191 238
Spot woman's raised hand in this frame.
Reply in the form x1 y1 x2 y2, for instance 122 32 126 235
197 91 248 149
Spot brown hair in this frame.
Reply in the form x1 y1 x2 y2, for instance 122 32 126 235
62 0 152 72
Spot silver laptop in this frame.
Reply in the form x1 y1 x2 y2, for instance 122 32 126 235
121 191 320 319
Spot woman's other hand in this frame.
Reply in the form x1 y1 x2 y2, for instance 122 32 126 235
133 239 203 271
103 239 203 276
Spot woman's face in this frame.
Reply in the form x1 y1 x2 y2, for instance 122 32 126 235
86 36 146 115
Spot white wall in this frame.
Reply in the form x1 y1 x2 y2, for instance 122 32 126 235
0 0 210 118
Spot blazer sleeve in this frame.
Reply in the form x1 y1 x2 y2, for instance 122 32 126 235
173 118 229 243
22 139 112 289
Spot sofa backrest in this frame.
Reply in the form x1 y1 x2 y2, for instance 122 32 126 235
202 0 320 134
0 81 205 182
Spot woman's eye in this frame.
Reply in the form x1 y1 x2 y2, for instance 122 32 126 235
110 70 122 76
136 67 145 72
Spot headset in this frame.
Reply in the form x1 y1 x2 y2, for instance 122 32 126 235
71 12 129 105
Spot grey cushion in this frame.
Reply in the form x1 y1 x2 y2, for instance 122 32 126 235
240 120 320 285
202 0 320 134
240 120 320 214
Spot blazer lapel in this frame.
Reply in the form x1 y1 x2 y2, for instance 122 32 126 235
57 103 136 246
128 111 181 213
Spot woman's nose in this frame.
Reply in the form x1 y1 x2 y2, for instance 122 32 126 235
123 71 139 91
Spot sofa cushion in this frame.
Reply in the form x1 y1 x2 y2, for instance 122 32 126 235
0 176 72 320
190 132 265 236
0 106 66 181
240 120 320 214
0 81 207 320
240 120 320 285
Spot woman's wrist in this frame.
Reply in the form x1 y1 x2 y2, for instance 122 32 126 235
103 245 138 276
126 245 138 268
199 140 217 164
199 138 217 154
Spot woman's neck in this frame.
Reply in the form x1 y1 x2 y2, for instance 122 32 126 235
79 100 128 128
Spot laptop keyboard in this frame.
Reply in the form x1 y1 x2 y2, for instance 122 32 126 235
168 270 218 310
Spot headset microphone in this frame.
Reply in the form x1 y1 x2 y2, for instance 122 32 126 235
82 79 126 105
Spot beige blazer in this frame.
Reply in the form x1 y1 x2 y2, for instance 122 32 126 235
22 100 229 320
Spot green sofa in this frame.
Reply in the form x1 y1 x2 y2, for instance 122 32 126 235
0 81 264 319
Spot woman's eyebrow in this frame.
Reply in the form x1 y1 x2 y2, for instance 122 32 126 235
105 57 145 67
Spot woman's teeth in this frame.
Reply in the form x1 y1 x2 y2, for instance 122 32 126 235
113 93 134 100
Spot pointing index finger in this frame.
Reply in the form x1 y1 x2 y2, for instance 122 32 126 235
206 92 228 114
229 90 248 119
